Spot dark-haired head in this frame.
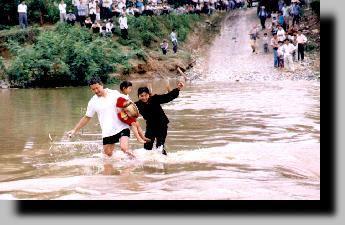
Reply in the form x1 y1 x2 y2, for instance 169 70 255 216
137 87 150 96
120 80 133 91
87 76 103 86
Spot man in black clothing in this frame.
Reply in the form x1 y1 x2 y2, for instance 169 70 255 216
135 81 184 155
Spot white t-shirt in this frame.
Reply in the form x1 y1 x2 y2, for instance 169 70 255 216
85 89 129 138
277 29 286 42
106 22 113 32
18 4 27 13
296 34 307 44
281 43 296 57
59 3 67 14
89 2 97 14
102 0 113 8
119 16 128 29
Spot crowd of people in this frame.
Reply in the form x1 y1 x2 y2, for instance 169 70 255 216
250 0 309 73
18 0 249 53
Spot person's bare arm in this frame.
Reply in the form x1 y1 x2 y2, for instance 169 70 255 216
66 116 91 137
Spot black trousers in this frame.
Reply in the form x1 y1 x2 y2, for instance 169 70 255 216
78 15 86 27
121 28 128 39
144 125 168 150
298 43 305 61
260 17 266 29
90 13 96 23
292 15 300 26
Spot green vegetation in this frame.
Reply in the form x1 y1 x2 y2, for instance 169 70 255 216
0 0 74 27
0 56 5 80
3 13 204 88
310 0 320 18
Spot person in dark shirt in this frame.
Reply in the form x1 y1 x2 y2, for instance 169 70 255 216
135 81 184 155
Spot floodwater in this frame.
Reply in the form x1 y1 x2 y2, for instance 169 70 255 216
0 9 319 200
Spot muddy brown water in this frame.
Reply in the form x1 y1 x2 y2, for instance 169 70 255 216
0 9 319 200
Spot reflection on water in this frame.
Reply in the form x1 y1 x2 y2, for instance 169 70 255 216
0 79 320 200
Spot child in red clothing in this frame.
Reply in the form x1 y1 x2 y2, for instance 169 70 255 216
117 81 150 144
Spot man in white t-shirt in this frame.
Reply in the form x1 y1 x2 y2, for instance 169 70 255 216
18 1 28 29
296 29 308 62
67 77 135 159
276 24 286 42
281 38 297 72
58 0 67 22
119 12 128 39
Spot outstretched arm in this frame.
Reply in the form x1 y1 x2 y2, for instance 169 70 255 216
153 81 184 104
66 116 91 137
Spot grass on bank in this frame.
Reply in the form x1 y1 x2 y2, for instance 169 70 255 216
2 13 206 88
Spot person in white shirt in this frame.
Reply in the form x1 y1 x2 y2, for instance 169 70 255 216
271 11 278 26
67 76 135 159
281 38 297 72
119 12 128 39
58 0 67 22
277 41 284 69
276 24 286 42
89 0 97 23
170 28 178 53
18 1 28 29
296 30 308 61
106 19 114 34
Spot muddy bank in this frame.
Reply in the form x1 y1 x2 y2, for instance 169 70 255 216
114 12 225 81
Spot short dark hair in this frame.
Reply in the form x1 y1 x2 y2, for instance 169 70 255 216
120 80 133 91
87 76 103 86
137 87 150 96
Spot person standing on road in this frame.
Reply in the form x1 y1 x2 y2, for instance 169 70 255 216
270 32 279 68
296 29 308 62
249 24 259 53
258 6 268 30
281 38 297 72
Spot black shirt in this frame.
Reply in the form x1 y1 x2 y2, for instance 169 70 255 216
135 88 180 129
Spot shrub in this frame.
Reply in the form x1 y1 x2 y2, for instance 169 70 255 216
0 27 40 46
305 42 318 52
310 0 320 18
6 24 124 87
141 31 155 47
0 56 5 80
5 13 205 87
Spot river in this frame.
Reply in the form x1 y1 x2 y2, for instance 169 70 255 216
0 8 319 200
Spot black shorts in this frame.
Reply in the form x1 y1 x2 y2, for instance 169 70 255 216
102 128 130 145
